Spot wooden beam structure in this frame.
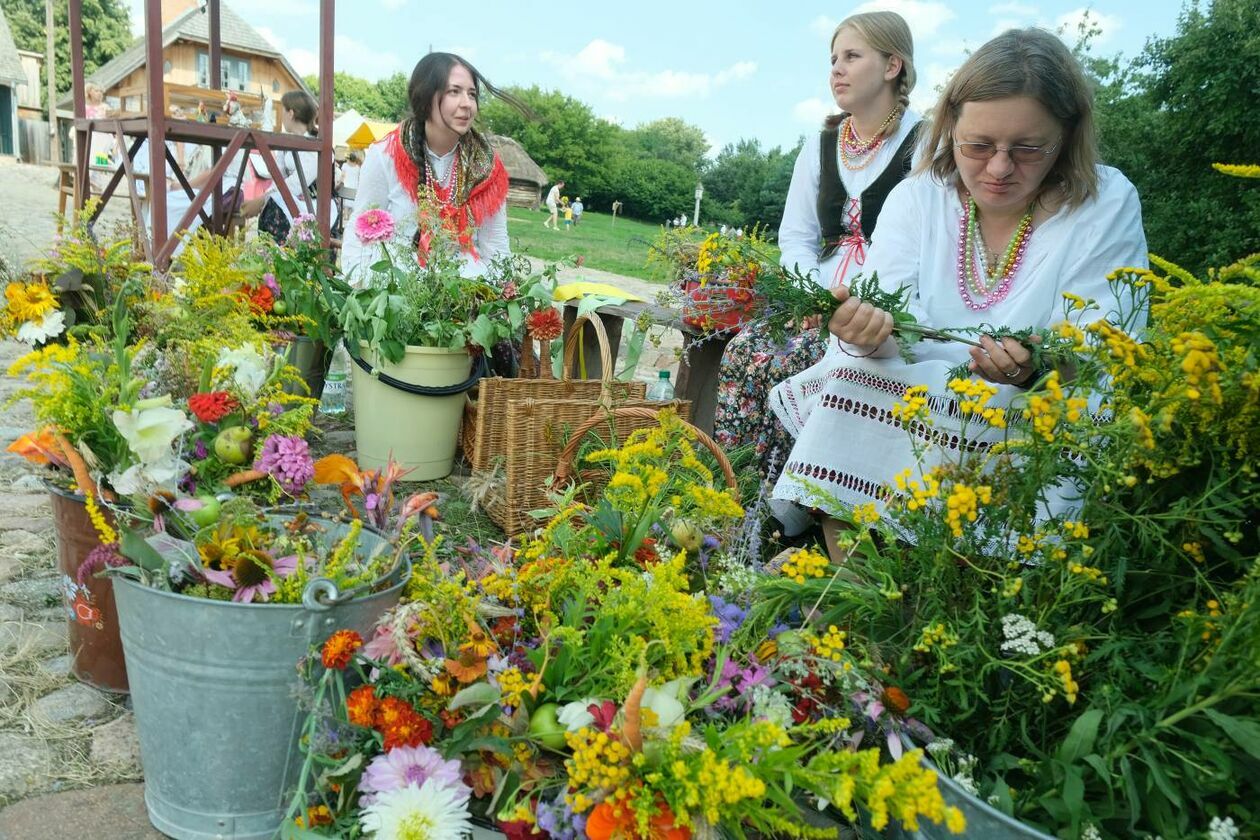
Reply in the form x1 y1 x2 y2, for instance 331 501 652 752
67 0 336 270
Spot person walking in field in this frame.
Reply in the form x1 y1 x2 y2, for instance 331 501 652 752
543 180 565 229
572 196 584 226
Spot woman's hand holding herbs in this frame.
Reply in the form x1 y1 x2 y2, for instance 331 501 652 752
828 283 895 352
969 334 1037 385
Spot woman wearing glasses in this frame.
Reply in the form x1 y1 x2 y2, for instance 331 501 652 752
770 27 1148 558
715 10 920 501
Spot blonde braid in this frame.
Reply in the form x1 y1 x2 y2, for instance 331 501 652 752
884 75 911 138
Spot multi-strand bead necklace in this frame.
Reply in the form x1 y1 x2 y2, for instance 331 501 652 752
956 195 1034 311
423 146 461 207
837 108 899 171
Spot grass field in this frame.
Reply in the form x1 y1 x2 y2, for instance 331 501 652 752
505 206 669 281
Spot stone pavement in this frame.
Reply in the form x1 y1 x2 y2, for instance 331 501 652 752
0 784 163 839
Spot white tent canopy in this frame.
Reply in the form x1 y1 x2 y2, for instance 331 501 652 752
330 109 366 149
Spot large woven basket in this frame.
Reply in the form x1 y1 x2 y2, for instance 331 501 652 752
466 313 645 471
483 401 700 537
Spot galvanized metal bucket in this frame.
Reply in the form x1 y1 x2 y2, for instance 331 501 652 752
114 518 409 840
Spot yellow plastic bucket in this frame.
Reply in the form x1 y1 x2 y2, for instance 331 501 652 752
351 342 473 479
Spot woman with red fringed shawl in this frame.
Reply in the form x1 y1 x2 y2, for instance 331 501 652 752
342 53 528 283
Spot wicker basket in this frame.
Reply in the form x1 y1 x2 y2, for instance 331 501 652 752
483 400 698 536
467 314 646 471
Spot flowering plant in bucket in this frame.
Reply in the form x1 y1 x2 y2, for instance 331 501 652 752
260 213 351 347
339 195 555 365
282 412 963 839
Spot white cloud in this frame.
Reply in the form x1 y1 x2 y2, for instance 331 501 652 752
333 34 405 80
715 61 757 86
991 17 1024 36
988 2 1038 16
1055 8 1123 45
288 48 319 78
543 40 756 101
851 0 956 44
810 15 839 39
793 97 836 126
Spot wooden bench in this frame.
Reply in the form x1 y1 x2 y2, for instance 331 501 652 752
560 299 734 435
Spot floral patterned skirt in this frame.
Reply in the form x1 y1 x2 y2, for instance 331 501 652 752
714 323 829 483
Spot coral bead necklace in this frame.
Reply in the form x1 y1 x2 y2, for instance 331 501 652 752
423 146 461 207
956 195 1035 311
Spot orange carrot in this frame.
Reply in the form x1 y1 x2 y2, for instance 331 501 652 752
621 671 649 752
53 432 114 502
224 469 269 488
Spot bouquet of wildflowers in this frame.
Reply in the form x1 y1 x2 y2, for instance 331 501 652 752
282 412 963 839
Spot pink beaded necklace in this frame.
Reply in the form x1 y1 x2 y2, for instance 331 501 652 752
955 195 1034 311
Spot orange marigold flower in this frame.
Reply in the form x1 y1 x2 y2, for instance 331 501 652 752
239 284 274 314
321 629 363 670
375 696 433 750
445 651 488 684
305 805 332 827
587 799 691 840
346 684 377 727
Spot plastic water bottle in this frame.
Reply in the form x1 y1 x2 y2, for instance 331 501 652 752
320 343 350 416
646 370 675 401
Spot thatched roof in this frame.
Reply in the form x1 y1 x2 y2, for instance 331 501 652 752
487 133 547 186
0 7 26 87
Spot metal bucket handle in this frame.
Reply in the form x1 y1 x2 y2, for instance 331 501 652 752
300 555 411 614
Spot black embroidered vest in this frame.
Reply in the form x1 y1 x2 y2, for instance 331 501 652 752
817 122 921 259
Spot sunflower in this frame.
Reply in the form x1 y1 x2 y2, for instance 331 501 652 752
5 282 57 324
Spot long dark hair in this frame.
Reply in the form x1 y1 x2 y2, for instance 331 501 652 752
281 90 318 136
406 52 530 123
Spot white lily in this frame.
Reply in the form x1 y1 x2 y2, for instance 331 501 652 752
16 310 66 345
216 344 270 398
557 699 599 732
112 397 194 464
108 454 190 495
641 677 695 731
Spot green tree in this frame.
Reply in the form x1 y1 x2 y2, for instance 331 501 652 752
630 117 709 173
479 85 620 202
375 72 409 121
304 72 389 120
1094 0 1260 271
1 0 132 105
604 155 697 221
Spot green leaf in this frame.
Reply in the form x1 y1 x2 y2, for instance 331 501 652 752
1062 766 1085 823
119 527 167 574
1204 709 1260 760
448 682 502 710
1058 709 1105 763
469 314 498 352
280 823 332 840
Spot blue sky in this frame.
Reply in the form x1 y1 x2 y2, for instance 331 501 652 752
128 0 1186 156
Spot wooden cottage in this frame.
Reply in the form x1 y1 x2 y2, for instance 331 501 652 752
57 0 308 128
487 133 547 210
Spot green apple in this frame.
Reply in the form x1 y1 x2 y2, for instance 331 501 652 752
528 703 566 751
271 300 288 315
190 495 221 527
213 426 253 466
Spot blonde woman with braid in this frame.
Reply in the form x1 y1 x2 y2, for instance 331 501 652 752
715 11 921 533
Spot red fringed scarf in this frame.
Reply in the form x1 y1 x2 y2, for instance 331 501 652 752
382 126 509 260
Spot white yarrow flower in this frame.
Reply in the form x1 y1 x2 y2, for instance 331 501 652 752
16 310 66 344
359 779 472 840
1000 613 1056 656
1209 816 1239 840
1081 824 1102 840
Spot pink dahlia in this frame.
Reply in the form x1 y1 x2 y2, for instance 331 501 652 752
358 744 469 806
355 208 396 245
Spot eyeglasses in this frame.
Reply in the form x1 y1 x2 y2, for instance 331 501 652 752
954 139 1061 165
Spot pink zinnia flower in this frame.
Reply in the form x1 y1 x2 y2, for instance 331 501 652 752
355 209 396 244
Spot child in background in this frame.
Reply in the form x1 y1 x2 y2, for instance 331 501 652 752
563 204 573 230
